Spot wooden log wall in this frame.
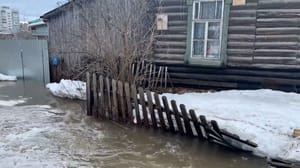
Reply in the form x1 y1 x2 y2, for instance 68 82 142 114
154 0 187 65
86 72 258 151
154 0 300 91
253 0 300 68
227 0 257 66
155 0 300 68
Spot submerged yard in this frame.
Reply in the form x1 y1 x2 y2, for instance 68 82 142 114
47 79 300 164
0 81 267 168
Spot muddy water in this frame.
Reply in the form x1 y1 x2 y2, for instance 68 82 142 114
0 81 268 168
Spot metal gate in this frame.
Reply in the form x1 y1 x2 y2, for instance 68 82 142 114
0 40 50 84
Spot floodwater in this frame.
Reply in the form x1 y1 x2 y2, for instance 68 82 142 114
0 81 269 168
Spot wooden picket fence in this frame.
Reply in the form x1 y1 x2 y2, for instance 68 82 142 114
86 72 258 151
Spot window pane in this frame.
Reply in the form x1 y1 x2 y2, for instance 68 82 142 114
216 1 222 19
194 2 199 19
208 22 220 39
207 41 220 59
193 41 204 56
200 2 216 19
194 23 205 39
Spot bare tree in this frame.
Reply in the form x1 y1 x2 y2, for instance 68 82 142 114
49 0 159 87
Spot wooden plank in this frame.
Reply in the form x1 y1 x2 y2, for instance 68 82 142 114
124 83 132 124
170 100 184 135
179 104 193 136
86 72 92 116
131 85 141 125
154 93 167 131
189 110 204 139
146 90 158 129
92 73 98 118
112 79 119 121
118 81 126 122
99 75 105 119
139 87 150 128
199 115 209 139
162 96 175 132
293 129 300 138
105 77 112 120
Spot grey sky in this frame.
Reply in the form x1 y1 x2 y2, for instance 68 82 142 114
0 0 64 22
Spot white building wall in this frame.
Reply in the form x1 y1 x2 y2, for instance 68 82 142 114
0 6 20 34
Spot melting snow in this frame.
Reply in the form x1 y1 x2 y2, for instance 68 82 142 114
0 99 27 106
46 80 86 100
162 89 300 162
0 73 17 81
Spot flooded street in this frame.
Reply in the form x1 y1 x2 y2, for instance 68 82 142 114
0 81 268 168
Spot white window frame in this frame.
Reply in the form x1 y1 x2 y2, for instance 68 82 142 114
190 0 225 60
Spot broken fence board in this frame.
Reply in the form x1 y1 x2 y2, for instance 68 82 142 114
146 90 158 129
118 81 126 122
139 87 150 128
92 73 98 118
171 100 185 135
162 96 175 132
180 104 194 137
131 85 141 125
112 79 119 122
189 110 204 139
105 77 112 120
154 93 167 131
86 72 92 116
99 75 105 119
124 83 133 124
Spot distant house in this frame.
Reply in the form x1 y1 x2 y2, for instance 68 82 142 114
42 0 300 92
28 19 48 39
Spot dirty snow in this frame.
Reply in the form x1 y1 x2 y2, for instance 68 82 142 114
162 89 300 162
0 73 17 81
46 80 86 100
0 98 27 106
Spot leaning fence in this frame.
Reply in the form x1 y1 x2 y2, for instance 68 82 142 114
86 72 258 151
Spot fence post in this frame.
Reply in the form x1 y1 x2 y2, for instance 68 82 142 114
112 79 119 121
86 72 92 116
99 75 105 119
92 73 98 118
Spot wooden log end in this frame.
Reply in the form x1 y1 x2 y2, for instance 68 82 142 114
293 129 300 138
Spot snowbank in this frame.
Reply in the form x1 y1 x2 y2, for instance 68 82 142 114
162 89 300 162
46 80 86 100
0 73 17 81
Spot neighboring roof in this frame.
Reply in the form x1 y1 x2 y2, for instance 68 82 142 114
41 1 72 20
28 18 46 28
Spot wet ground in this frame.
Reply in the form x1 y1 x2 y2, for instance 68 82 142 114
0 81 269 167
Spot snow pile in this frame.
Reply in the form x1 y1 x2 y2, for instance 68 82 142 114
0 73 17 81
46 80 86 100
162 89 300 162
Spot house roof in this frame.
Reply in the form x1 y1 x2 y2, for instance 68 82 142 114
28 18 46 27
41 1 72 20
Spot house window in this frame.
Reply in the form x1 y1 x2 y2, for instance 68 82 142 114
186 0 230 67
